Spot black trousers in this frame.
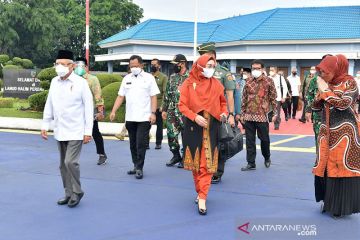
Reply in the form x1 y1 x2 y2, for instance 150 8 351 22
282 99 291 118
126 121 151 170
145 108 163 146
92 120 105 155
215 151 226 178
291 96 299 117
155 108 163 145
244 121 270 165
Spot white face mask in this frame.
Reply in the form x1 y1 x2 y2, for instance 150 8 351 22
242 75 248 80
202 67 215 78
55 64 70 78
269 71 275 77
252 70 262 79
130 67 142 75
356 73 360 78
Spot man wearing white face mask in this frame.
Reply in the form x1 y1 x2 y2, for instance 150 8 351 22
269 66 288 130
240 60 277 171
110 55 160 179
41 50 94 208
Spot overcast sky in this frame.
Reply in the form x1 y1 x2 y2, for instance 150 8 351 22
132 0 359 22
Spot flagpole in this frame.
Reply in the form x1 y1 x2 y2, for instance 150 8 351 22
193 0 198 60
85 0 90 70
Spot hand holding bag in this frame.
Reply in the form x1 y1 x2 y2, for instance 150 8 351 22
219 120 234 143
219 126 243 161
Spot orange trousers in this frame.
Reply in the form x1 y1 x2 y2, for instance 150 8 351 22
192 145 213 200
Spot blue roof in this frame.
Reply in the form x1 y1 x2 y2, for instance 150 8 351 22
98 6 360 45
98 19 219 45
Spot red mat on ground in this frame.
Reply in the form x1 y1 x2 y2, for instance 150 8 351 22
268 111 314 135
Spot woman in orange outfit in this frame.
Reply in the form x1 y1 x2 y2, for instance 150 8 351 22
179 54 228 215
313 54 360 218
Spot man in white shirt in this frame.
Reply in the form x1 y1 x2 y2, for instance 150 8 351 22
287 67 301 119
41 50 94 208
269 66 288 130
110 55 160 179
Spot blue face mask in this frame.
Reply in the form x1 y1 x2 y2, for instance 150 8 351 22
74 66 86 76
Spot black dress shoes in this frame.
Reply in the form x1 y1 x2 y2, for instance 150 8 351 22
67 192 84 208
241 164 256 171
198 205 207 215
127 169 136 175
299 118 306 123
57 196 70 205
177 161 184 168
155 144 161 149
211 176 221 184
135 169 143 179
264 159 271 168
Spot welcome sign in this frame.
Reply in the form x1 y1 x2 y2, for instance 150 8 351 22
3 69 43 98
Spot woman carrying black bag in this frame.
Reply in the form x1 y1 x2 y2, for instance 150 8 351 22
179 54 228 215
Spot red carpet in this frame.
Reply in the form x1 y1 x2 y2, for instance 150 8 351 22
269 112 314 135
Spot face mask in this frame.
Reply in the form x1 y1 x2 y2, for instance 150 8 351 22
252 70 262 79
150 65 158 73
292 72 297 75
74 66 86 76
130 67 142 75
55 64 70 78
310 70 316 75
356 73 360 78
242 75 248 80
269 71 275 76
202 67 215 78
173 65 181 73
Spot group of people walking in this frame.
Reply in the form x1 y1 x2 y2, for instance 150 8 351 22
41 45 360 218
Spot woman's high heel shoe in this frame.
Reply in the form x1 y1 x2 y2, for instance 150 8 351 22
198 199 207 215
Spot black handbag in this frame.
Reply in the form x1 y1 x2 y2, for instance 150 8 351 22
219 121 234 142
219 126 243 161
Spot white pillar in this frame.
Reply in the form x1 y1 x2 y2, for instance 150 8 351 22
107 61 113 74
230 59 237 73
349 59 355 76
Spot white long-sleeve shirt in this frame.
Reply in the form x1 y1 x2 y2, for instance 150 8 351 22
287 74 301 96
271 74 288 101
118 70 160 122
42 72 94 141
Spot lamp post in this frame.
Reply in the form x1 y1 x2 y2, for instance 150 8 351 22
85 0 90 69
193 0 198 60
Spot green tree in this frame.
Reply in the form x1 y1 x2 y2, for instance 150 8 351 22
0 0 143 69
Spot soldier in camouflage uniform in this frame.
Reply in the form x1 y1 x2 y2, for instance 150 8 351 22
74 57 107 165
197 42 236 184
149 58 168 149
305 74 321 154
162 54 189 168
